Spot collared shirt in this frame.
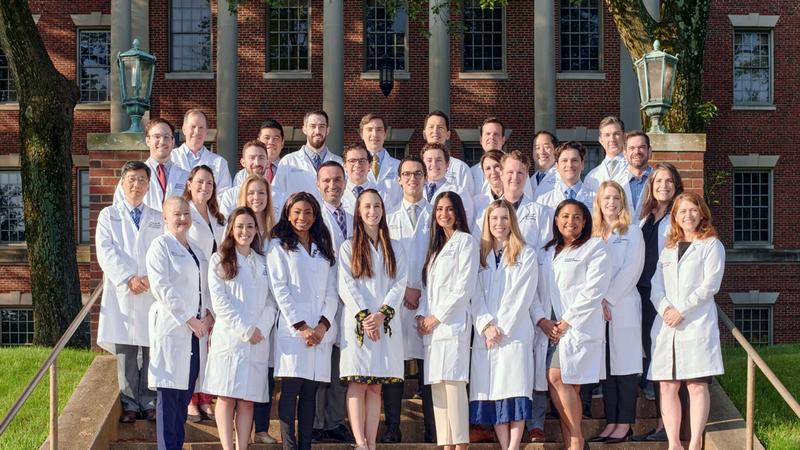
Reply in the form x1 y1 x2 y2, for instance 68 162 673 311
558 179 583 195
628 165 653 207
183 145 206 165
303 145 328 165
147 157 172 179
324 201 342 217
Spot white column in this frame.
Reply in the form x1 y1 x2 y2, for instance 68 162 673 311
216 0 238 174
110 0 131 132
322 0 344 155
428 0 449 116
534 0 555 132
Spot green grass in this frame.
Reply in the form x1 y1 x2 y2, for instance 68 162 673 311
0 346 96 450
720 344 800 450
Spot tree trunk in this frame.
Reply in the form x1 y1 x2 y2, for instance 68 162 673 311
0 1 85 346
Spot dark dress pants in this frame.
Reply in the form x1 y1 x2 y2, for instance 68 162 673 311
156 335 200 450
279 377 319 450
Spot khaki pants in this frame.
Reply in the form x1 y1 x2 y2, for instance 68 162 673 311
431 381 469 445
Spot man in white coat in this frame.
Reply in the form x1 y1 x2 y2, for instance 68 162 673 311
622 130 653 222
273 110 343 199
233 119 284 186
360 113 402 209
113 118 189 212
422 143 475 223
218 140 285 217
469 117 507 194
341 144 377 216
538 141 596 212
584 116 628 190
312 161 354 443
170 109 233 192
423 111 475 196
385 156 436 443
96 161 163 423
530 130 559 201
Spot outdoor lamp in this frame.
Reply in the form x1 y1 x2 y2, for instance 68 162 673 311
117 38 156 133
379 55 394 97
634 40 678 133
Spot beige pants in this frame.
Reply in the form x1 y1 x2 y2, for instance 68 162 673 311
431 381 469 445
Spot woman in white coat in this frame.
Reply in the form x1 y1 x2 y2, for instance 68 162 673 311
267 192 339 450
146 197 213 450
237 174 278 240
650 192 725 450
204 207 278 450
536 199 610 450
587 181 645 443
183 164 225 421
417 191 478 450
338 189 408 450
471 150 505 217
470 200 537 450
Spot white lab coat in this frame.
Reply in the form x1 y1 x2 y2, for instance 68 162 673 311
320 203 353 347
537 180 596 213
472 195 553 252
368 150 402 210
530 166 558 201
272 146 342 199
217 183 285 222
428 178 475 225
445 156 475 199
528 252 550 392
418 231 479 384
601 226 645 377
649 238 726 380
187 201 226 260
233 159 280 186
203 252 278 402
170 144 233 192
338 240 408 378
341 180 378 216
535 239 610 385
95 202 163 351
112 158 189 212
470 246 537 401
146 232 212 390
267 239 339 382
584 155 629 191
387 199 431 360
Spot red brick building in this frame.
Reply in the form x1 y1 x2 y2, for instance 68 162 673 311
0 1 795 345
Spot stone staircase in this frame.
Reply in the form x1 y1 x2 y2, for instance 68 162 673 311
109 379 673 449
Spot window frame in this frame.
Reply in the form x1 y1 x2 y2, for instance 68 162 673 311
557 0 604 76
0 169 25 244
78 169 91 244
461 0 506 75
168 0 213 74
0 307 35 346
362 0 410 76
0 48 17 104
733 304 773 346
76 28 112 104
384 142 409 160
732 28 774 108
265 0 312 77
732 169 773 247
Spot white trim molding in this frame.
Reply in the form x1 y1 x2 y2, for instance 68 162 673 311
71 12 111 27
729 291 779 305
728 154 779 168
728 14 780 28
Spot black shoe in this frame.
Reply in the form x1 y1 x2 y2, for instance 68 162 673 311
424 425 437 443
311 428 325 443
644 428 668 442
324 424 354 443
588 435 608 442
604 428 633 444
380 425 402 443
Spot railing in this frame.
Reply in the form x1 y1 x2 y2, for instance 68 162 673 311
717 305 800 450
0 283 104 450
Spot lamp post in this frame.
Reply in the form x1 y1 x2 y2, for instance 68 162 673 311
634 40 678 133
378 55 394 97
116 38 156 133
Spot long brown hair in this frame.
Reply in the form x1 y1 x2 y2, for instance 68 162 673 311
182 165 225 225
350 189 397 279
422 191 470 285
639 163 684 221
591 180 631 237
666 192 718 248
271 192 336 266
236 174 275 238
479 200 525 268
217 207 264 280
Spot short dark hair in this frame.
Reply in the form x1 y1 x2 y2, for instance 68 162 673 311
425 110 450 130
359 113 387 133
555 141 587 162
625 130 651 148
121 160 151 180
259 118 284 139
479 117 504 136
397 155 427 179
421 142 450 163
304 110 329 126
317 160 345 179
599 116 625 132
480 150 504 168
533 130 559 147
343 143 369 161
145 118 175 136
500 150 530 170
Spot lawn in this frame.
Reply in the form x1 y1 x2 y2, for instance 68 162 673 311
720 343 800 450
0 346 96 450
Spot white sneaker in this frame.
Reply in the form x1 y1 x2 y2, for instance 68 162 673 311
254 432 277 444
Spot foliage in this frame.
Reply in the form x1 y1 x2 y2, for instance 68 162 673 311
720 344 800 450
0 346 96 450
704 169 729 206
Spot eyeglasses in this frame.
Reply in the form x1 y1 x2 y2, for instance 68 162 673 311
124 176 149 185
346 158 369 165
400 171 425 179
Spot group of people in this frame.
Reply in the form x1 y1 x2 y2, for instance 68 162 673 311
95 108 726 450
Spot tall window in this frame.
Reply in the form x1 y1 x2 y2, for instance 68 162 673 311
463 0 504 72
364 0 407 71
267 0 310 72
78 30 111 102
0 49 16 103
170 0 212 72
733 30 772 106
79 170 90 243
734 305 772 345
0 171 24 243
559 0 601 72
733 170 771 244
1 308 34 345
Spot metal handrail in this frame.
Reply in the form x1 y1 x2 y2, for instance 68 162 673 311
716 304 800 450
0 282 104 449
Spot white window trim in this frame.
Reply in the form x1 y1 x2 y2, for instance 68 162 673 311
168 0 213 74
76 28 112 104
730 291 777 346
558 0 604 74
362 0 410 75
729 154 776 248
459 2 507 77
730 14 779 109
70 12 110 27
265 0 312 76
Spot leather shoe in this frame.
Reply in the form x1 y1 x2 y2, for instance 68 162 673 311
604 428 633 444
644 428 668 441
311 429 325 443
324 424 355 443
144 409 157 421
424 425 437 443
119 410 138 423
528 428 545 443
380 425 402 443
588 435 609 442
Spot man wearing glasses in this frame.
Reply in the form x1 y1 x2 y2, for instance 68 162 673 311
341 143 378 215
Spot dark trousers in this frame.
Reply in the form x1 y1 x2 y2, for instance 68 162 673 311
580 384 595 418
382 358 435 433
601 324 639 423
253 366 276 432
156 336 200 450
639 285 656 381
279 377 319 450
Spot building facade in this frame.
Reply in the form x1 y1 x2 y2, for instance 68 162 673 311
0 0 795 346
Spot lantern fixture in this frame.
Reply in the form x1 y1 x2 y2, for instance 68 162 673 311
378 55 394 97
117 38 156 133
634 40 679 134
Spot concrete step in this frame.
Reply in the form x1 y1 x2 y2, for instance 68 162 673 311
115 418 660 444
110 442 675 450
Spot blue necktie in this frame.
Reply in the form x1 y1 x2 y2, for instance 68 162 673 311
334 208 347 238
426 183 437 202
536 171 545 184
566 188 576 200
312 153 322 170
130 207 142 229
353 185 364 198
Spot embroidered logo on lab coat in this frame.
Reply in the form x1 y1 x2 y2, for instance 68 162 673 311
564 257 582 263
148 221 161 229
169 251 185 257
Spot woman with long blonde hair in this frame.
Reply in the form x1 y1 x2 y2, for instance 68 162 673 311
236 174 276 243
586 181 645 444
470 200 537 450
